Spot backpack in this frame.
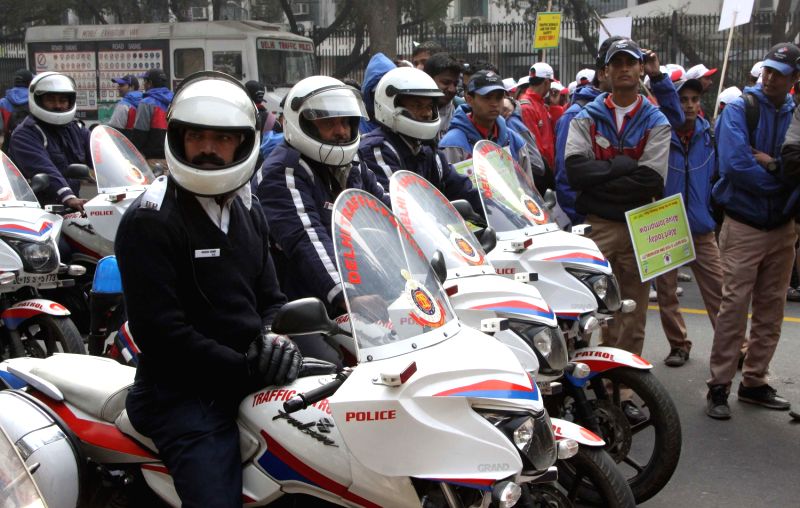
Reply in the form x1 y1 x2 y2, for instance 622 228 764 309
742 92 760 147
2 102 30 152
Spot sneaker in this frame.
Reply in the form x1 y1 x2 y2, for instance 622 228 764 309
737 383 791 410
677 271 693 282
649 289 657 301
676 286 684 297
664 348 689 367
788 287 800 302
706 385 731 420
621 400 647 426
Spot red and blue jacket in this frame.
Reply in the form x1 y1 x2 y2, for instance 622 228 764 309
130 87 173 159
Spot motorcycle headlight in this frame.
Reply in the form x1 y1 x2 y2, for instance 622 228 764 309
567 269 622 313
507 321 568 376
5 238 59 274
478 410 557 473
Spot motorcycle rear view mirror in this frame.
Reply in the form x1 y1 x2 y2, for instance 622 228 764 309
271 298 342 337
543 189 557 210
450 199 486 227
30 174 51 194
64 163 92 180
431 250 447 284
476 226 497 254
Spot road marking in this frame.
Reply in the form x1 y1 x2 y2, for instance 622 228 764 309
647 305 800 323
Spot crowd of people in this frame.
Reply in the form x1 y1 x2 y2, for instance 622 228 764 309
0 35 799 506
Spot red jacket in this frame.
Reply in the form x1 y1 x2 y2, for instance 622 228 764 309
520 89 555 169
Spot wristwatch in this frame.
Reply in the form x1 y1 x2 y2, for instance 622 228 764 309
766 161 778 173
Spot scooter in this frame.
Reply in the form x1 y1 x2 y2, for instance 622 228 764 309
0 188 574 508
389 170 635 507
454 140 682 504
0 152 85 359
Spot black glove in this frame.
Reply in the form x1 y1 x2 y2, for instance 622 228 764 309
246 333 302 389
299 358 338 377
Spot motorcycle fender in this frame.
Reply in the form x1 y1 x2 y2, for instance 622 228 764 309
572 346 652 373
1 299 71 331
550 417 605 447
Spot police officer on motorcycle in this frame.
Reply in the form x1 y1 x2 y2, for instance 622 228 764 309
116 72 303 508
9 71 90 212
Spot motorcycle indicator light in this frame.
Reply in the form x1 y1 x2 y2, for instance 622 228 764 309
377 361 417 386
0 272 16 285
445 284 458 296
492 480 522 508
557 438 579 459
107 193 126 203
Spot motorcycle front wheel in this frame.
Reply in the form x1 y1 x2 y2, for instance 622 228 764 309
575 367 681 503
555 446 636 507
19 315 86 356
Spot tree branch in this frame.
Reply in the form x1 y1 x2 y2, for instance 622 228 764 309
312 0 355 46
335 22 368 78
280 0 300 34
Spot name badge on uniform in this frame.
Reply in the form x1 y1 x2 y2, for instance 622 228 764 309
195 248 221 258
324 201 334 210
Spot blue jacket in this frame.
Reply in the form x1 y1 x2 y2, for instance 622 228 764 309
255 141 390 311
260 130 284 161
119 90 143 109
131 87 173 158
0 87 28 112
440 104 528 166
712 85 800 230
555 85 601 224
358 127 483 212
506 106 545 176
666 116 717 234
359 53 395 134
565 93 671 221
9 116 91 205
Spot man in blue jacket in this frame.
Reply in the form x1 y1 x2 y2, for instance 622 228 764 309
440 70 532 176
359 67 482 212
706 43 800 420
130 68 173 159
0 69 33 152
9 71 90 212
256 76 389 334
656 77 723 368
565 38 670 369
359 52 396 134
106 74 142 131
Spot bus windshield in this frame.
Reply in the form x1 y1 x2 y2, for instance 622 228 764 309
256 39 315 88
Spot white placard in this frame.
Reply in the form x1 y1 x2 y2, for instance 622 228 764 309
598 17 633 47
719 0 754 31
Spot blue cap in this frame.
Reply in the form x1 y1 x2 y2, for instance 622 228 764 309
762 43 800 76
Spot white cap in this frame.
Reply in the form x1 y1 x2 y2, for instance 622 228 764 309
516 76 530 88
666 64 687 82
568 81 577 95
502 77 517 91
686 63 717 80
575 68 595 85
550 81 564 92
530 62 554 80
718 86 742 105
750 61 763 78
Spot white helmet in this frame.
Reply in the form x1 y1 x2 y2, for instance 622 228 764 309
165 71 259 197
283 76 367 167
373 67 443 141
29 72 77 125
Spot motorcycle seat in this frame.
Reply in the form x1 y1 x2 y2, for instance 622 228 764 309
27 354 135 423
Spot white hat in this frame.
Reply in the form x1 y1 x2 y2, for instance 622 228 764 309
550 81 564 92
568 81 577 95
516 76 530 88
530 62 554 80
575 68 595 84
717 86 742 105
750 61 763 78
666 64 687 82
502 77 517 91
686 63 717 80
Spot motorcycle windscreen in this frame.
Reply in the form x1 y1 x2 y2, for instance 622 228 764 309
90 126 155 193
472 140 554 233
389 171 490 271
0 425 46 507
333 189 460 362
0 152 40 206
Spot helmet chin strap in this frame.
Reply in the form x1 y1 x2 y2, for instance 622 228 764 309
319 145 346 167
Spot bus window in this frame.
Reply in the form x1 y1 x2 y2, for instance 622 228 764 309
174 48 205 78
256 48 315 89
213 51 243 79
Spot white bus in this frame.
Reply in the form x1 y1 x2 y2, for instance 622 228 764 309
25 20 315 123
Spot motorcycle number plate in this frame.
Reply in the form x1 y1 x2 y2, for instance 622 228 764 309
15 274 58 285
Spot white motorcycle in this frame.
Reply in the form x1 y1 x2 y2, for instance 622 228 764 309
455 140 681 504
389 170 635 507
0 152 85 359
0 188 576 508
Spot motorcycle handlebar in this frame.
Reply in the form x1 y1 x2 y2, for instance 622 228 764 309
283 369 352 414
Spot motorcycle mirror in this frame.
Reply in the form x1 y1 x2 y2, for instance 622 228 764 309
430 250 448 284
477 226 497 254
64 164 92 180
543 189 557 210
450 199 485 226
152 163 165 177
271 298 341 336
30 174 51 194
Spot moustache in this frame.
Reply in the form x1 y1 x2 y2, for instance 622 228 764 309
191 153 227 166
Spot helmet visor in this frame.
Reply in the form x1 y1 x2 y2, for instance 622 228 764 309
299 88 368 121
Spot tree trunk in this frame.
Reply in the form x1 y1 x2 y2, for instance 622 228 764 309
336 22 369 78
567 0 597 59
363 0 398 58
279 0 300 34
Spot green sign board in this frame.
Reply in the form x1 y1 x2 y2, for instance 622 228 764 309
625 194 695 282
